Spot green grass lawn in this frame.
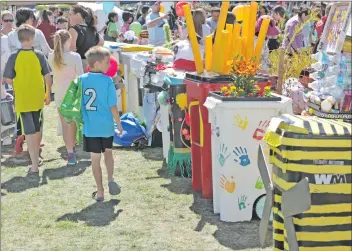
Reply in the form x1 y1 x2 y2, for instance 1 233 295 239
1 103 272 251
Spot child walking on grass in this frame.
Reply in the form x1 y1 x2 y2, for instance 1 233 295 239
3 24 52 174
48 29 84 165
82 46 123 201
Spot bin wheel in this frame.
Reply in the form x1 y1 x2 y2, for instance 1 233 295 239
254 194 273 221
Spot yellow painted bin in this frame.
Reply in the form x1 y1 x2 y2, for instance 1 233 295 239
264 114 352 251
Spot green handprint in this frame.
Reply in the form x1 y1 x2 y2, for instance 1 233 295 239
255 177 264 190
218 143 230 167
238 195 248 211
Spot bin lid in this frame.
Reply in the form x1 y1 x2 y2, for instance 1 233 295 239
264 114 352 148
185 72 233 83
163 70 185 85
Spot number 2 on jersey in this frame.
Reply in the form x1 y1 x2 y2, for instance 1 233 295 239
85 88 97 111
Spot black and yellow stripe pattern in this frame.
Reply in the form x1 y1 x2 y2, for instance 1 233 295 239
265 114 352 251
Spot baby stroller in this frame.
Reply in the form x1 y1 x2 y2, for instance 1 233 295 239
113 113 149 150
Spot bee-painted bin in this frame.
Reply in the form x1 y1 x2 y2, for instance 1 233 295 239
264 114 352 251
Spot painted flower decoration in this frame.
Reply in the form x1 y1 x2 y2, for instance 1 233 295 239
182 128 191 141
185 113 190 126
176 93 188 110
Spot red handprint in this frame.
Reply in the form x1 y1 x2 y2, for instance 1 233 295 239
252 120 270 141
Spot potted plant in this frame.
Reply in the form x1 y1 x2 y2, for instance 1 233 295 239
209 56 281 101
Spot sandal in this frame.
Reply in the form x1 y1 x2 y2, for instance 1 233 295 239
92 191 104 202
27 168 39 175
108 180 121 195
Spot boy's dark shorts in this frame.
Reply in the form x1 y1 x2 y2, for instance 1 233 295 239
18 110 43 135
83 136 114 153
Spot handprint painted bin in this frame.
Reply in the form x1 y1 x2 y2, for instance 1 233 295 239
185 73 233 199
204 93 292 222
264 115 352 251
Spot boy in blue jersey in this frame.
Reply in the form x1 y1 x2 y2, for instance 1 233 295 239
82 46 123 201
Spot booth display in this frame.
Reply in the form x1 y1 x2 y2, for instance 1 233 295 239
306 51 352 122
204 94 292 222
258 114 352 251
305 2 352 122
317 2 351 54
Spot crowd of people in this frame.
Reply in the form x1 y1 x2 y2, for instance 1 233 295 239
0 1 332 201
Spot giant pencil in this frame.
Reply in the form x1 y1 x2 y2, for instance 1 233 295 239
211 1 230 73
246 2 258 59
223 24 234 73
205 35 212 71
254 17 270 64
218 30 229 74
231 23 241 59
183 4 204 73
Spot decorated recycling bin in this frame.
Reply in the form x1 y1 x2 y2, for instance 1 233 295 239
260 114 352 251
118 44 154 116
158 71 185 161
185 73 233 199
159 72 191 177
204 92 292 222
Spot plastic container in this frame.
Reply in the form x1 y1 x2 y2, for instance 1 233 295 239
264 114 352 251
204 93 292 221
185 73 233 199
1 100 15 126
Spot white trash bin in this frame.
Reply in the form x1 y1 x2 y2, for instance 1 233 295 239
205 93 292 222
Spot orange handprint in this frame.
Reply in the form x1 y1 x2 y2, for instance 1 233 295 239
220 175 236 193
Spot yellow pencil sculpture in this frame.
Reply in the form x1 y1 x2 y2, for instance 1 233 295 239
218 30 229 74
183 4 204 73
246 2 258 59
205 35 213 71
241 6 250 38
234 37 243 59
211 1 230 72
231 24 241 59
254 17 270 64
223 24 234 73
241 36 248 58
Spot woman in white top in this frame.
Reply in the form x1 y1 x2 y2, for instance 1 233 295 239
1 34 11 98
179 8 211 45
7 8 51 55
48 30 83 165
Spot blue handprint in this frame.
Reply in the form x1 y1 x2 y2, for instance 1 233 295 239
233 147 251 167
218 143 230 167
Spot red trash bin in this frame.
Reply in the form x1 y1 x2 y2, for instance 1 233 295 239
185 73 233 199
